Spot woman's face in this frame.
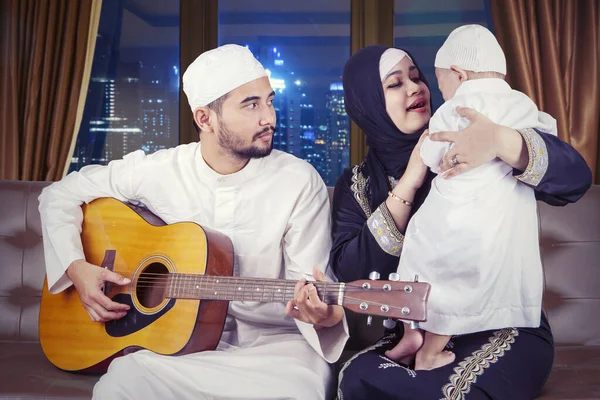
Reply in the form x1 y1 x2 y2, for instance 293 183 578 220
382 57 431 134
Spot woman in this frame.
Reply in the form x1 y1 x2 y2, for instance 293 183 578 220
332 45 592 399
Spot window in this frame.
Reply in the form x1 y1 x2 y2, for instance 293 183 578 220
68 1 493 181
394 0 494 110
219 0 351 186
68 0 180 173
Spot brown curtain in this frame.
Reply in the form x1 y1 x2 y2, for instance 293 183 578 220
0 0 100 181
490 0 600 182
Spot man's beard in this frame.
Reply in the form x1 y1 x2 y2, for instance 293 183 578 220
218 122 275 160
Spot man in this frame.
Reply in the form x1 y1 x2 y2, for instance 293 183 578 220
39 44 348 399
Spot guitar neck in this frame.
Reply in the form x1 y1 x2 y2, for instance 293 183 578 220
163 274 345 305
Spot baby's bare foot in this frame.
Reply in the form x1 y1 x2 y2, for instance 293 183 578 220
385 330 424 362
414 350 456 371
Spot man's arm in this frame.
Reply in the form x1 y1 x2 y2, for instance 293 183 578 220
39 150 149 321
281 164 349 363
39 151 145 292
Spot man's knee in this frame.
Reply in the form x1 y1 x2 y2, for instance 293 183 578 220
93 354 147 400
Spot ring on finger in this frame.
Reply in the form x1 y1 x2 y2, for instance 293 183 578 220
450 154 459 167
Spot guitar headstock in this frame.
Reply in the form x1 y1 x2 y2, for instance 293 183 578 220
342 274 430 322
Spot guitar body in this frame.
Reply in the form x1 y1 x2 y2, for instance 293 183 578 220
39 198 233 373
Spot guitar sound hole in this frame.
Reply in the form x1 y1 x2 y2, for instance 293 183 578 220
136 262 169 308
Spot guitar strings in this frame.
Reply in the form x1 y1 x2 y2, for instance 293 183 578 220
115 271 416 289
107 271 421 313
120 272 408 289
128 281 395 293
109 285 419 314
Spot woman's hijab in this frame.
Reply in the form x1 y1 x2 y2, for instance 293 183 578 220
342 45 431 212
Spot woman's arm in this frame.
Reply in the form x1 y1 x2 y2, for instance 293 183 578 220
431 107 592 206
509 128 592 206
330 170 403 283
331 133 430 283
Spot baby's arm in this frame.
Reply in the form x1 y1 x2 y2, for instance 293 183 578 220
420 100 465 173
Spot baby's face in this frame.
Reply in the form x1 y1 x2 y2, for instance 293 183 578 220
435 67 461 101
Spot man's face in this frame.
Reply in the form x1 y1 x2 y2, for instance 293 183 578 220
214 77 276 160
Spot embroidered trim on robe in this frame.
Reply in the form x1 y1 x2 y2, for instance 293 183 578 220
367 203 404 257
515 128 548 187
350 165 372 218
440 328 519 400
350 165 404 256
337 333 399 400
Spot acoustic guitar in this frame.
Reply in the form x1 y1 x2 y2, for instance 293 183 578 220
39 198 430 373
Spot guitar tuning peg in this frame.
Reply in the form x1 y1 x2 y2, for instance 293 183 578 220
383 318 397 329
367 315 373 326
388 272 400 281
368 271 381 281
413 274 419 282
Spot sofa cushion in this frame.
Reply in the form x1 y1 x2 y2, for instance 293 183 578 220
538 186 600 346
2 180 600 400
0 181 49 343
536 346 600 399
0 342 97 399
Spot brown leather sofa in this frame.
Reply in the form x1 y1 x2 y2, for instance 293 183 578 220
1 179 599 399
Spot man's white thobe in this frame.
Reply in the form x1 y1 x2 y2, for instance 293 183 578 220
38 143 349 400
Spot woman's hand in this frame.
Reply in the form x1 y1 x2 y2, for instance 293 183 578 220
285 266 344 330
429 107 528 178
399 130 429 193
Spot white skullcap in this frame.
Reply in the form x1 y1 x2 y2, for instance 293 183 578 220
434 24 506 75
182 44 268 111
379 48 412 82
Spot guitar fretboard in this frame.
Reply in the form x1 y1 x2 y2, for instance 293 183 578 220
163 274 345 305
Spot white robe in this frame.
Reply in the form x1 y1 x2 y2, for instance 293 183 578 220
38 143 349 400
398 79 556 335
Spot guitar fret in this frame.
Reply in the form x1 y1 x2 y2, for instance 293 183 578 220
259 281 264 302
259 280 265 301
269 281 275 302
178 274 183 298
276 283 282 302
166 275 172 298
166 274 348 308
170 274 174 298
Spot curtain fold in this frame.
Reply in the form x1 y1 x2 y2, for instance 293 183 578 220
490 0 600 181
0 0 102 181
63 0 103 178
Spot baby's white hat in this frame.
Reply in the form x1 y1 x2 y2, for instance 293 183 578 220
434 24 506 75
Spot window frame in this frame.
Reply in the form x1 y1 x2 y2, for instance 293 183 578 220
178 0 393 167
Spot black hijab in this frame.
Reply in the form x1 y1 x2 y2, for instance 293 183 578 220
342 45 432 212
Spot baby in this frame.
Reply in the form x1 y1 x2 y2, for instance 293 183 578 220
386 24 556 370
